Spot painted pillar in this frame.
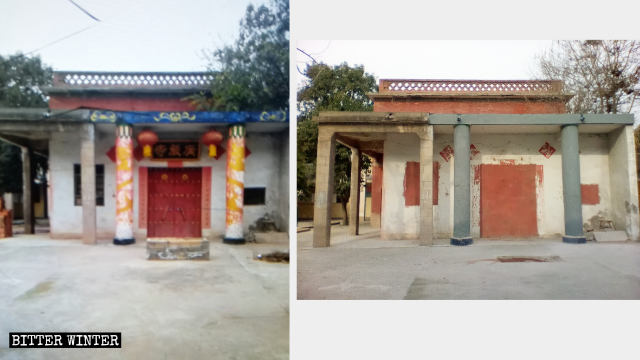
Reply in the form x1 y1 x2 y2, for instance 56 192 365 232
313 128 335 247
114 122 135 245
224 124 246 244
561 124 586 243
21 146 34 234
451 123 472 246
419 127 434 246
349 147 361 236
81 124 96 244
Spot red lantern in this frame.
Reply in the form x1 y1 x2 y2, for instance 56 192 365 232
137 129 159 158
201 130 223 158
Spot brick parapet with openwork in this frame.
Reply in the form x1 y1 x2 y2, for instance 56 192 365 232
377 79 564 96
52 72 212 89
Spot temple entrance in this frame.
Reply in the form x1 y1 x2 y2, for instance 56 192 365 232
148 168 202 238
480 164 538 238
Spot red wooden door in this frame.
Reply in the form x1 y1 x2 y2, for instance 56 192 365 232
148 168 202 237
480 164 537 238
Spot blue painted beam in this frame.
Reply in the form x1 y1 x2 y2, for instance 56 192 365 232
88 110 289 124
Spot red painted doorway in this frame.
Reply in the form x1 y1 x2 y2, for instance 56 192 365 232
148 168 202 237
480 164 538 238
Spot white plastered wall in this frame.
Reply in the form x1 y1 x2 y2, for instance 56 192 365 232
433 131 613 239
607 125 640 240
381 133 420 239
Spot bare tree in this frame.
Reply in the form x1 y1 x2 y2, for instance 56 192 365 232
538 40 640 114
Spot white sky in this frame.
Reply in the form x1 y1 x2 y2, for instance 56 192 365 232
295 40 554 87
0 0 261 71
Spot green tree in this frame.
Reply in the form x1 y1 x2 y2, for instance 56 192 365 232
297 62 377 224
538 40 640 114
190 0 289 111
0 53 52 195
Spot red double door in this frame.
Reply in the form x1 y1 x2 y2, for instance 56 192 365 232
148 168 202 238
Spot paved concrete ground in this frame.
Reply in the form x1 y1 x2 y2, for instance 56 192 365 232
298 221 640 300
0 234 288 360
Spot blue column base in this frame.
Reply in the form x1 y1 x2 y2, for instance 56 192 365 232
450 237 473 246
113 238 135 245
562 235 586 244
223 237 245 245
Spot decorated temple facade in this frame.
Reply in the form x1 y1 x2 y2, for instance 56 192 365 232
312 79 638 247
0 71 289 257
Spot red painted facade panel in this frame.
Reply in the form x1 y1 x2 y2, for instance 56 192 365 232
433 161 439 205
401 161 440 207
581 184 600 205
147 168 202 237
480 164 538 238
404 162 420 206
373 99 566 114
371 165 383 214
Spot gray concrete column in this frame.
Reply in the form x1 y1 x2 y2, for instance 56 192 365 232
561 124 586 243
21 146 34 234
451 123 472 246
81 124 96 244
349 147 361 236
419 127 434 246
313 128 336 247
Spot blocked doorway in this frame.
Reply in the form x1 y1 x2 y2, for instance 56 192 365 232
480 164 538 238
148 168 202 237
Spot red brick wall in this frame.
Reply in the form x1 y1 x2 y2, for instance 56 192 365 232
373 98 566 114
49 96 196 111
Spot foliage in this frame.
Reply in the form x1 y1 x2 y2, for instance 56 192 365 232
538 40 640 114
296 62 377 223
190 0 289 111
0 53 52 194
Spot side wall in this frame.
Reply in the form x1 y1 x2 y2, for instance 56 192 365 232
381 133 420 239
608 126 640 240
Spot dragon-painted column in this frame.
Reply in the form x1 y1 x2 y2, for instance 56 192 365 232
224 124 246 244
114 122 135 245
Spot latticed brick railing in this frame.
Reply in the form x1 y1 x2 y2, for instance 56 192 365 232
379 79 564 95
53 72 212 88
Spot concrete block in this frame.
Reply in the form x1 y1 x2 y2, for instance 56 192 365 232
147 238 209 260
594 231 628 242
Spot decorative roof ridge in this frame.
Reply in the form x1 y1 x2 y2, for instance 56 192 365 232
52 71 212 89
378 79 564 95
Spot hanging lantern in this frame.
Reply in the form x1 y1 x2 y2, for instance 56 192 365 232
201 130 223 158
137 129 159 158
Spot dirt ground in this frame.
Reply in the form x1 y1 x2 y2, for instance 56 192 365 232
297 221 640 300
0 234 289 360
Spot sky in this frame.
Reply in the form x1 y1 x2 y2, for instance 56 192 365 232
295 40 554 88
0 0 259 71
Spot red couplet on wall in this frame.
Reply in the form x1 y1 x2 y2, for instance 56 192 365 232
148 168 202 237
480 164 538 238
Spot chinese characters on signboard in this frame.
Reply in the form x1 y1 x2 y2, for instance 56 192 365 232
152 141 200 160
